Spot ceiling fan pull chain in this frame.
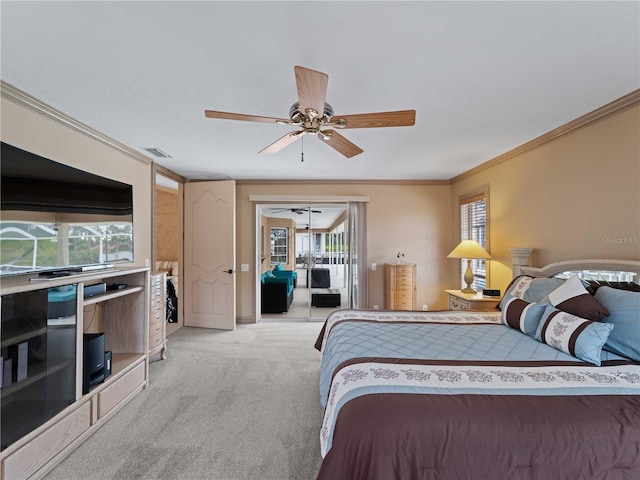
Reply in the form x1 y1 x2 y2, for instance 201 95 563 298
301 134 304 162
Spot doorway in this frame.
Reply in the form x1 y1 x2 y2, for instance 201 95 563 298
257 203 349 322
153 170 183 335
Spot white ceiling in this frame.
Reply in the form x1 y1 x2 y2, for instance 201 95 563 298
1 1 638 181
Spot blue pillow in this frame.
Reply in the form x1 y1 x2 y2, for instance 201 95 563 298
498 275 564 310
594 286 640 362
500 297 547 337
535 305 614 366
273 264 283 271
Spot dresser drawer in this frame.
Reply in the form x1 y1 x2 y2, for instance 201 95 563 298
394 299 414 310
395 268 413 278
395 290 413 299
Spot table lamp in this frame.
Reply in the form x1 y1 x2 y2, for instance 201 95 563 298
447 240 492 294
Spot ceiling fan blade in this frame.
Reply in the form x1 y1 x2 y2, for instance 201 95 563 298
259 131 303 154
332 110 416 129
294 66 328 116
317 131 363 158
205 110 289 124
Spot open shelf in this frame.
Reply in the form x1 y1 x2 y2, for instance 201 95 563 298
83 285 144 306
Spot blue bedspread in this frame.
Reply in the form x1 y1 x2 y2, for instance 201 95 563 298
319 315 624 406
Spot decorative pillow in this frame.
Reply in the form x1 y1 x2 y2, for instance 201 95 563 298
535 305 614 366
273 264 283 271
594 286 640 362
546 275 610 321
501 297 547 337
498 275 564 310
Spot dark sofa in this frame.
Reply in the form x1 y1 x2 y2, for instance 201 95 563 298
261 272 294 313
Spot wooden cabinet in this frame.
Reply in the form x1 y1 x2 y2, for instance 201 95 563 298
0 267 149 480
149 272 167 360
446 290 501 311
385 263 417 310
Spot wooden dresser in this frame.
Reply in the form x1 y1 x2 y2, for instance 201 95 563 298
385 263 417 310
149 271 167 360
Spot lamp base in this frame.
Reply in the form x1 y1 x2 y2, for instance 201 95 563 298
462 259 476 294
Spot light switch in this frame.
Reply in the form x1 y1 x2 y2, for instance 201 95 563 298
371 263 377 271
241 264 249 272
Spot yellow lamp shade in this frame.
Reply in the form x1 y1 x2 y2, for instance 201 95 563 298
447 240 492 260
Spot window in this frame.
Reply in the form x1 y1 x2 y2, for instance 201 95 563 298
270 227 288 265
459 187 489 291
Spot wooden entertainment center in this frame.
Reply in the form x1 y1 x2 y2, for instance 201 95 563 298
0 266 150 479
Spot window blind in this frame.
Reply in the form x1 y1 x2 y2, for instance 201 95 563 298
459 191 488 291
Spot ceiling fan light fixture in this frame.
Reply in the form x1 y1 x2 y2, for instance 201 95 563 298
204 66 416 158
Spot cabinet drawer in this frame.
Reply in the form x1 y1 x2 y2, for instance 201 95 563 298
395 290 413 299
149 331 163 349
149 321 162 336
448 296 469 310
97 362 145 419
395 270 413 279
395 280 413 289
394 300 413 310
2 402 91 480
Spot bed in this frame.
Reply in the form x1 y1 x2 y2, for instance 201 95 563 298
315 259 640 480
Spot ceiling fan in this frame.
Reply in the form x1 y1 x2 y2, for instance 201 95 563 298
270 207 321 215
204 66 416 158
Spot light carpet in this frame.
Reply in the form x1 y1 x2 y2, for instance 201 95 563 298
45 322 325 480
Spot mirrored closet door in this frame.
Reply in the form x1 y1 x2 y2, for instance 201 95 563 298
258 203 349 322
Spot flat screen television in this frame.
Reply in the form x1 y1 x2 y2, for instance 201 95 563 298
1 142 134 277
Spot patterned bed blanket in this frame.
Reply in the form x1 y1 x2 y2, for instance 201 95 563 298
315 310 640 479
315 309 625 407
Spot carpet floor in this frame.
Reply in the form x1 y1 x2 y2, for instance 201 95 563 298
44 322 325 480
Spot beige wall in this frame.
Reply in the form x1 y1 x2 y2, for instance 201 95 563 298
236 183 453 322
4 86 636 325
451 104 640 295
0 96 153 268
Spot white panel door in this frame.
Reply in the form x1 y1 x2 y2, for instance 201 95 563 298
184 180 236 330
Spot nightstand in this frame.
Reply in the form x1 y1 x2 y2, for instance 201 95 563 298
445 290 501 311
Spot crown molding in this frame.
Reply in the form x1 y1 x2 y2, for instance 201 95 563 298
1 80 151 166
238 179 450 185
451 89 640 184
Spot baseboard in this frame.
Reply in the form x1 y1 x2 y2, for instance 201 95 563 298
236 316 255 324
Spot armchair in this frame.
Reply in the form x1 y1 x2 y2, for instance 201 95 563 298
272 263 298 288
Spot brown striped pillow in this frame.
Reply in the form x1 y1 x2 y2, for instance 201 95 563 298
547 275 610 321
501 297 547 336
535 305 614 366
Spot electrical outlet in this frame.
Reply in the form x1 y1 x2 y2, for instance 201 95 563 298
422 304 428 311
373 305 379 310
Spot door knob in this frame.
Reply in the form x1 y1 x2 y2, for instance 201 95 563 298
224 269 235 274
